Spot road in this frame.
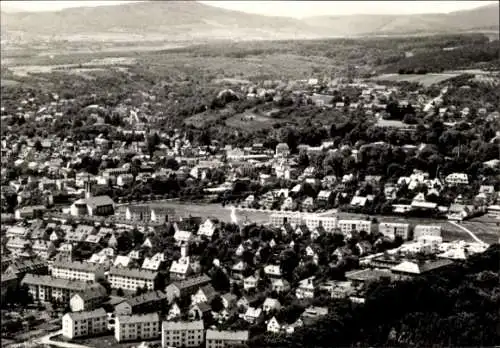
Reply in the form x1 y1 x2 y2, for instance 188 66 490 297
33 330 93 348
448 221 488 245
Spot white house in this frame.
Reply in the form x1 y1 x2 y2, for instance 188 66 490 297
62 308 107 339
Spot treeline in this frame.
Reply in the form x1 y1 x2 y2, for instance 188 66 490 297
389 40 500 73
250 244 500 348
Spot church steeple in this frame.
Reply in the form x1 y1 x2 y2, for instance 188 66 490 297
84 175 92 199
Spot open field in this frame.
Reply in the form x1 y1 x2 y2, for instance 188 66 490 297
184 110 223 128
225 110 281 130
0 79 20 86
461 221 500 245
54 333 159 348
372 73 460 86
143 201 272 224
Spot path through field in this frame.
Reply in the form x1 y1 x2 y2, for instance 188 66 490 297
448 221 488 245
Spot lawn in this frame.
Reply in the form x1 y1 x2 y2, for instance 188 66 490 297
225 110 281 131
143 201 272 224
184 110 223 128
372 73 459 87
53 333 161 348
460 221 500 245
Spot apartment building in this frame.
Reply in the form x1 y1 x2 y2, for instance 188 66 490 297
51 260 105 282
269 212 337 232
115 313 160 342
445 173 469 186
205 330 249 348
378 222 411 240
161 320 204 348
69 287 108 312
22 274 105 303
108 267 158 292
337 219 372 235
62 308 107 339
413 225 442 240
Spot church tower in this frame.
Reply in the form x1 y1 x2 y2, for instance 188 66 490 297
84 176 92 199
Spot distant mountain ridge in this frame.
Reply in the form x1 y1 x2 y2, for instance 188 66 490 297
1 1 498 42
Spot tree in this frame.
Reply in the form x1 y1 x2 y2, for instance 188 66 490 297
210 295 224 313
211 267 230 292
117 288 124 297
34 140 43 152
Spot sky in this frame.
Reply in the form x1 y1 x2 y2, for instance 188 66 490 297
1 0 497 18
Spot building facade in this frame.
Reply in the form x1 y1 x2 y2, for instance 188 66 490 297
115 313 160 342
161 320 204 348
62 308 107 339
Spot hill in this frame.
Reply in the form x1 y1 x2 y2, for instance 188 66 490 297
1 1 498 42
0 1 319 42
303 3 499 36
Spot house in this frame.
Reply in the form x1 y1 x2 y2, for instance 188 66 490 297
271 278 290 293
206 330 249 348
197 219 217 239
445 173 469 186
6 237 31 256
296 277 316 299
301 306 329 324
316 190 333 206
169 256 193 280
267 316 282 334
264 264 282 279
70 287 108 312
166 302 182 320
115 313 160 342
231 261 248 278
447 204 475 221
164 274 211 304
161 320 204 348
191 284 217 305
221 293 237 310
243 306 262 323
275 143 290 158
262 298 281 313
62 308 107 339
378 222 411 240
174 230 193 245
301 197 315 211
189 302 212 321
243 275 258 291
32 240 56 259
118 290 168 315
142 257 163 271
5 258 48 279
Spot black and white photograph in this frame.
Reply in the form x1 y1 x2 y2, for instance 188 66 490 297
0 1 499 347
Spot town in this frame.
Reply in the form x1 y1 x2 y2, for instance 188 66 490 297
1 3 500 348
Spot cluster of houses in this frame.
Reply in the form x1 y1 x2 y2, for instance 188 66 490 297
1 200 490 346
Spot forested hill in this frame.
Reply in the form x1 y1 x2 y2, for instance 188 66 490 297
1 1 499 42
251 244 500 347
